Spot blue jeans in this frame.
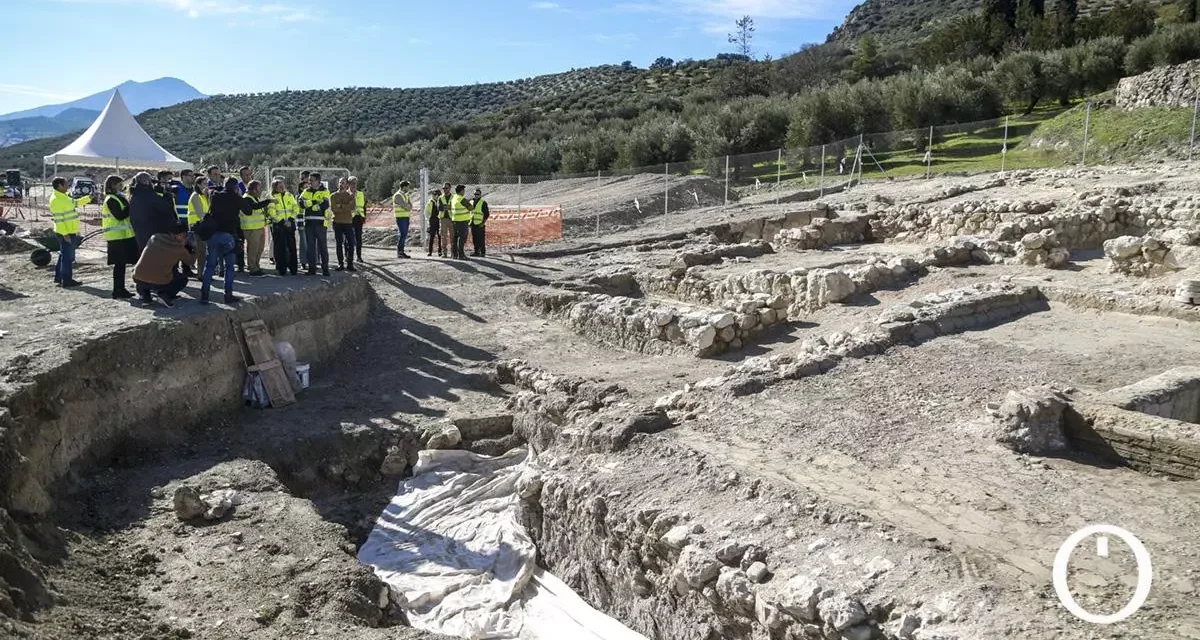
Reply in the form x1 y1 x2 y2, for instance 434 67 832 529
395 217 410 253
55 234 76 283
201 232 236 298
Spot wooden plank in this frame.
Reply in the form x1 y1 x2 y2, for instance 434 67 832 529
240 320 278 365
259 364 295 407
239 320 295 407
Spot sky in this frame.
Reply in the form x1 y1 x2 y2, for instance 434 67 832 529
1 0 861 114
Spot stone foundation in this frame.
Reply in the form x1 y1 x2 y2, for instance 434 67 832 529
1102 367 1200 424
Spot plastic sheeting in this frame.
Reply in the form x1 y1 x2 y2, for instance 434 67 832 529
358 448 647 640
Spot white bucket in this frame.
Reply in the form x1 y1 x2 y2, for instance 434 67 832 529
296 362 311 390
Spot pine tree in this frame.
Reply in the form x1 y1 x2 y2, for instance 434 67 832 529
984 0 1017 28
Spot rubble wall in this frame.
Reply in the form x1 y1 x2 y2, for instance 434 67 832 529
1115 59 1200 109
0 278 374 515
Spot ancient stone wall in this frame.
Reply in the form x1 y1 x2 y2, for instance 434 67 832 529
517 290 786 357
1104 227 1200 275
1065 401 1200 480
1115 59 1200 109
773 211 875 251
1103 367 1200 424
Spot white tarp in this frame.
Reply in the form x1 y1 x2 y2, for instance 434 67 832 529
43 89 190 171
358 448 647 640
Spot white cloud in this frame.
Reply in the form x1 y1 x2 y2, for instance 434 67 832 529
0 83 80 102
50 0 317 20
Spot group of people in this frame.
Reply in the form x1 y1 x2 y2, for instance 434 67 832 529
46 166 494 307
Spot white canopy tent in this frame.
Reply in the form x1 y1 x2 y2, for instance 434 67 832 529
43 88 190 176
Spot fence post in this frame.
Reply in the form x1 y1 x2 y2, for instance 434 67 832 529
723 155 730 209
775 149 782 204
664 162 669 218
1081 100 1092 168
516 174 523 246
1190 92 1199 162
925 126 933 179
596 170 602 239
818 145 826 198
1000 117 1009 178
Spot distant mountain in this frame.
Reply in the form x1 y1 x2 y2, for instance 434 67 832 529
0 108 99 147
0 77 205 122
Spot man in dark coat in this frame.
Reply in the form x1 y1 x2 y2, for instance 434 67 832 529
130 172 176 252
129 172 179 304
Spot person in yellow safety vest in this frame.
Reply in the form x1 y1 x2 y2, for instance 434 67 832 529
239 180 274 276
448 184 473 260
101 174 138 298
49 176 92 288
267 177 300 276
425 188 443 257
348 176 368 261
300 172 331 276
391 180 413 259
435 182 453 257
187 180 211 281
468 187 490 258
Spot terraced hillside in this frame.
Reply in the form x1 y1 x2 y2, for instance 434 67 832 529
0 62 720 173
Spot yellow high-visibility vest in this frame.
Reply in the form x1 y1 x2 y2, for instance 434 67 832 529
471 198 487 226
101 195 134 242
393 191 412 219
268 192 299 223
354 191 367 219
240 194 266 230
187 192 209 225
49 190 88 235
300 187 330 225
450 194 472 223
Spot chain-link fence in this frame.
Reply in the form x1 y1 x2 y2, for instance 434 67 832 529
10 101 1200 250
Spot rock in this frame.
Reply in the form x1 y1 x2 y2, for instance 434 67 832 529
993 385 1070 455
864 556 894 578
807 269 856 308
716 568 756 616
516 467 543 501
751 513 773 528
426 423 462 449
173 486 206 520
676 544 723 589
201 489 239 520
689 325 717 351
754 593 790 632
379 446 410 475
715 541 749 566
718 326 737 343
1020 233 1045 250
1104 235 1142 260
841 624 875 640
652 308 675 326
713 313 737 329
1046 246 1070 269
894 612 922 639
662 525 693 549
746 561 771 583
777 574 822 621
807 538 831 552
818 593 868 631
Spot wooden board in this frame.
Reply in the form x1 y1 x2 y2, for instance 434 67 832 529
240 320 295 407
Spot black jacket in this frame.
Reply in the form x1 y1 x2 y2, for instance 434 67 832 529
208 191 267 236
130 185 176 250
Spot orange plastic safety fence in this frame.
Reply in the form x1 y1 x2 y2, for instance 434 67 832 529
362 204 563 247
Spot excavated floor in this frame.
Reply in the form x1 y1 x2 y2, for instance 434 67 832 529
6 167 1200 639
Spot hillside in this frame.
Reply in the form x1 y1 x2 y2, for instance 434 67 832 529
0 77 204 121
0 108 97 148
0 62 720 172
828 0 1176 43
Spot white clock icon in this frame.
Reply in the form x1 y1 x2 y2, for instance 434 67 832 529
1053 524 1153 625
